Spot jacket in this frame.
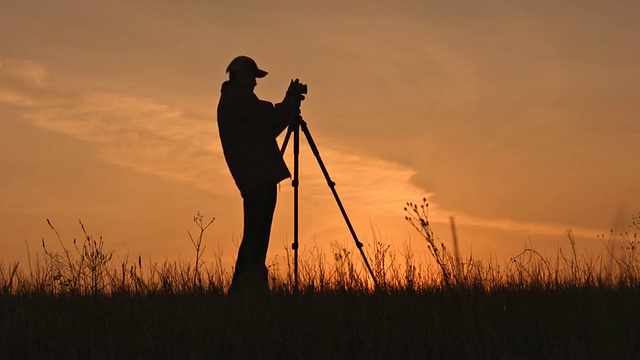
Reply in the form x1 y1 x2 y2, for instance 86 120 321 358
217 80 300 196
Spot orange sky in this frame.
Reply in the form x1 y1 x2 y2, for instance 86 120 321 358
1 1 639 271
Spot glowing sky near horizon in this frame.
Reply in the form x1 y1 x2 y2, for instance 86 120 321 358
1 1 639 270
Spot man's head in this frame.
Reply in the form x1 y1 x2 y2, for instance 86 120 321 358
226 56 268 82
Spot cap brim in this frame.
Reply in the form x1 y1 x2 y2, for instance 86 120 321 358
255 69 268 78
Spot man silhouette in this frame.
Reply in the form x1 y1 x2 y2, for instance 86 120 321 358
217 56 303 294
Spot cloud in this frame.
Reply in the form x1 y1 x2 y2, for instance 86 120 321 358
0 87 39 107
451 212 603 238
0 59 50 88
0 59 61 107
3 57 603 243
23 92 232 194
289 147 432 213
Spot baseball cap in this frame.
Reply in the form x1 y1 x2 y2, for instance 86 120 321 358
226 55 268 78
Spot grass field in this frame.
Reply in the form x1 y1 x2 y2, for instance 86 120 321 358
1 205 639 358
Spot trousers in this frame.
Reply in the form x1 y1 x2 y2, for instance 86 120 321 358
229 182 277 294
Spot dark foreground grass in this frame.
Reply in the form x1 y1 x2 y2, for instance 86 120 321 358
2 287 639 359
1 208 639 358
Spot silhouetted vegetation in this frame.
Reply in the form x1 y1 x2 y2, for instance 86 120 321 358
1 206 639 358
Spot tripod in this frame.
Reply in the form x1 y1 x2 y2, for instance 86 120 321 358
280 115 379 291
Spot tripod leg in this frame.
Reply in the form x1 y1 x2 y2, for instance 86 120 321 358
280 124 295 156
281 121 301 292
299 120 379 290
292 122 300 292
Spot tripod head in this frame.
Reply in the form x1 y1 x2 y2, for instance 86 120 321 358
291 114 306 126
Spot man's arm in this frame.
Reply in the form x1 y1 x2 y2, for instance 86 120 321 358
270 79 305 135
219 81 302 140
251 82 302 138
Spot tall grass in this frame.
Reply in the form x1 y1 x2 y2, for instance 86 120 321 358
2 207 639 296
1 207 639 358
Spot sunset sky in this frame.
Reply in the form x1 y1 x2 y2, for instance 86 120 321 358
1 1 639 271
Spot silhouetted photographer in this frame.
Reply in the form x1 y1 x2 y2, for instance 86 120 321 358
217 55 306 294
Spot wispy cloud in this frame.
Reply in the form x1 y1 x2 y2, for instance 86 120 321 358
0 59 49 88
23 92 231 193
0 87 40 107
0 59 63 107
1 58 599 241
451 212 603 238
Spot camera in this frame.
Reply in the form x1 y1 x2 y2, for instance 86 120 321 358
290 79 307 97
297 83 308 95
